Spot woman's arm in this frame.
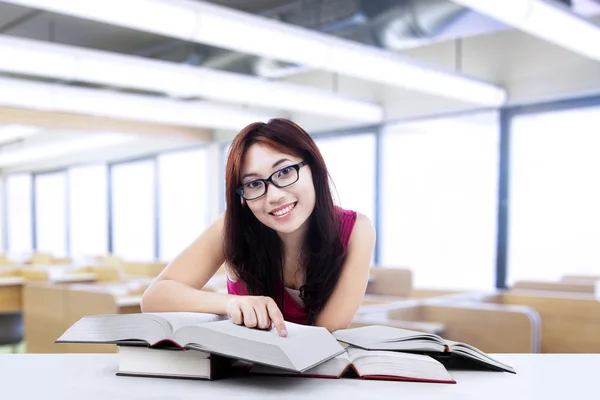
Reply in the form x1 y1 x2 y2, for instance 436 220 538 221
141 214 289 336
313 212 376 332
141 214 234 315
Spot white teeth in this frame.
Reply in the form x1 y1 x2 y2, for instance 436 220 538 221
273 203 296 217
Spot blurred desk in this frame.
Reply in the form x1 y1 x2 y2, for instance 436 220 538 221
0 354 597 399
115 295 143 307
0 277 25 286
0 277 24 312
351 314 445 335
23 281 146 353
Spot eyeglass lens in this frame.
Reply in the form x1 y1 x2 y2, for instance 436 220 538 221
242 166 298 199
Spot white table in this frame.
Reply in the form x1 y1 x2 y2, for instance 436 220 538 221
0 354 596 399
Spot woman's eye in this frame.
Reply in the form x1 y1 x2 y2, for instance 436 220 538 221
246 181 261 188
278 167 292 177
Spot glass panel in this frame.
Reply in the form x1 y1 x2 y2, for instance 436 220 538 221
5 174 33 257
157 149 208 261
221 143 231 213
508 106 600 284
111 160 156 261
0 180 4 254
314 133 376 224
68 164 108 259
34 172 68 258
380 112 499 290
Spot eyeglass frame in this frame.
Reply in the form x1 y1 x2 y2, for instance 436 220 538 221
236 160 309 200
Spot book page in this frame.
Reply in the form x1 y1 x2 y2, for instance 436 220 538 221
56 314 172 345
347 347 437 363
347 347 454 382
176 320 345 372
446 340 515 373
187 319 323 345
333 325 444 351
250 351 351 377
305 351 350 376
151 312 227 334
280 325 347 371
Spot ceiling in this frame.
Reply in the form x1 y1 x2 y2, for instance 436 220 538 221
2 0 595 77
0 0 518 76
1 0 600 171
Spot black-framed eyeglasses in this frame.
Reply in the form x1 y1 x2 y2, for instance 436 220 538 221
236 161 308 200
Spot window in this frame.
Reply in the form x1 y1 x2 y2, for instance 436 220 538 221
0 180 4 254
380 112 499 290
110 159 156 261
157 149 208 261
221 143 231 212
34 172 68 258
508 106 600 284
314 134 376 224
68 164 108 258
5 174 33 256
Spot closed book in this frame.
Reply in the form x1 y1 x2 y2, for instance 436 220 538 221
116 345 235 380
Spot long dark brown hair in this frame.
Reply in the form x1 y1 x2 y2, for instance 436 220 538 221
223 118 346 325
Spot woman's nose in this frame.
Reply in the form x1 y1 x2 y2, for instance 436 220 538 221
265 182 286 203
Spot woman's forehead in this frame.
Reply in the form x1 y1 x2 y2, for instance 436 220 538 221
241 143 300 174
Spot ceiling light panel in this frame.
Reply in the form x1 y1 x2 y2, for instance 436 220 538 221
0 76 272 131
1 0 507 106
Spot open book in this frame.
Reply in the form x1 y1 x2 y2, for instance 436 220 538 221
249 346 456 383
332 325 515 374
56 312 345 374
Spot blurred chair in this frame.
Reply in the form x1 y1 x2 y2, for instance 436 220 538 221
119 261 167 277
512 280 597 295
482 291 600 353
367 266 413 297
561 275 600 283
0 256 14 267
0 312 24 353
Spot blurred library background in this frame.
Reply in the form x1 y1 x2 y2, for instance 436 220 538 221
1 0 600 355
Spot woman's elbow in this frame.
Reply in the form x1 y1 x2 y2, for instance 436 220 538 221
318 317 353 333
139 289 153 313
140 281 163 313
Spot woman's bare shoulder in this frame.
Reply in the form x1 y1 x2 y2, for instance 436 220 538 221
348 212 376 250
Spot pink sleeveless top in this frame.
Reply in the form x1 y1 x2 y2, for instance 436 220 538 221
226 208 357 325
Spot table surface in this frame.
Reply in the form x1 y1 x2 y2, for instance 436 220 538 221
0 353 595 399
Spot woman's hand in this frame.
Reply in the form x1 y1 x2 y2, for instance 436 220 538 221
226 296 288 337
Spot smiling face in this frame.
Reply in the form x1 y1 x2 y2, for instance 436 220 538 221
240 143 315 235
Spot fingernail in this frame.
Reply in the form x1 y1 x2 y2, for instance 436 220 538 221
279 329 287 337
271 322 275 330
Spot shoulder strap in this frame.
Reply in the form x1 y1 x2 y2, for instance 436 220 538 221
339 209 357 250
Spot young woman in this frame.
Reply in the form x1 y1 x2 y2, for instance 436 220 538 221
141 118 376 337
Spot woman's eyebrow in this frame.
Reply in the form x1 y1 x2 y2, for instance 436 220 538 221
241 158 293 181
271 158 293 168
241 172 258 181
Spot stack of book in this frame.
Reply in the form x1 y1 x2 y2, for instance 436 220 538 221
56 312 515 383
